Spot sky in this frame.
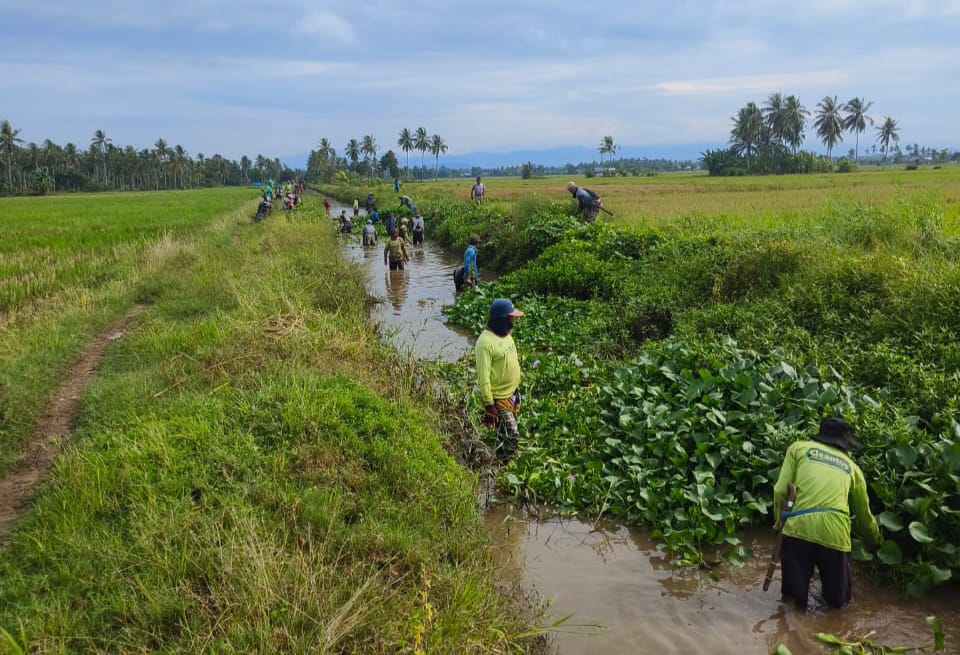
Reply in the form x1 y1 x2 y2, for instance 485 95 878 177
1 0 959 163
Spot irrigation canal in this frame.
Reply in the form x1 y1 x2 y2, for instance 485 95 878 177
332 206 958 654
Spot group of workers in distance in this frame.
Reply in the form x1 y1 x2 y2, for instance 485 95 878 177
255 179 303 221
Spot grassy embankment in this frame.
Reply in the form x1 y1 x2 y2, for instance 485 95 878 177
0 192 538 653
326 165 960 596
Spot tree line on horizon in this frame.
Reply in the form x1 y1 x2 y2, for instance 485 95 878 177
699 92 959 176
0 120 302 197
306 128 449 185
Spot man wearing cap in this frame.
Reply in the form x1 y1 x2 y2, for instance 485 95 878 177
475 298 524 459
772 417 882 609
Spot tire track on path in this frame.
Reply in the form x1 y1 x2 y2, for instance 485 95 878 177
0 305 145 546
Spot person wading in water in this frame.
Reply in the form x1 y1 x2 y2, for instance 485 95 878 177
772 417 882 609
475 298 524 460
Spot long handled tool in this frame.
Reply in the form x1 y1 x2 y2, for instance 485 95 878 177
598 205 614 216
763 483 797 591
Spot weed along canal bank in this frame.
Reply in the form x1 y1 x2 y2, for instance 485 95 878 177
323 174 960 654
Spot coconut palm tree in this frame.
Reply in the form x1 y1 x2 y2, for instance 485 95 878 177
397 128 413 178
317 138 335 160
90 129 112 184
154 138 169 189
814 96 844 159
345 139 361 171
413 126 429 181
361 134 378 178
782 95 809 155
876 117 900 162
842 97 874 164
429 134 447 180
599 135 616 167
1 120 24 192
729 102 764 170
763 92 788 147
170 145 188 188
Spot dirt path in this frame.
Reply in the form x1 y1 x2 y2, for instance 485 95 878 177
0 306 144 545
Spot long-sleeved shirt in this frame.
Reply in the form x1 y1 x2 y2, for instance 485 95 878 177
463 244 479 280
773 440 881 552
474 328 520 405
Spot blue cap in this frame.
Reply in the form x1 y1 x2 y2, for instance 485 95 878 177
489 298 524 320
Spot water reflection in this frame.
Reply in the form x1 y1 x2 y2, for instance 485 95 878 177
485 507 959 654
383 269 408 314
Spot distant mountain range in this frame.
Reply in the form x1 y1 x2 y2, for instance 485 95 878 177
279 143 720 172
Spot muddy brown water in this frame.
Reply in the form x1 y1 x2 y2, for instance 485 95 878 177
336 207 959 654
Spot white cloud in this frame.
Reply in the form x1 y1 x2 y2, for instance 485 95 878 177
289 8 356 43
653 70 851 95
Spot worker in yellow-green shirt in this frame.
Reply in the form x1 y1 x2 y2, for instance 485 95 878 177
475 298 524 460
773 417 882 609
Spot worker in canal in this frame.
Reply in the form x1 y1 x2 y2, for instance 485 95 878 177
772 417 882 609
398 217 412 243
362 219 376 246
383 227 410 271
453 234 480 292
411 211 425 245
475 298 524 460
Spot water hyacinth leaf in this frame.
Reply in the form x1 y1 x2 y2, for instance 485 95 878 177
817 633 845 645
894 444 918 468
877 511 904 532
705 451 722 468
924 564 952 584
926 615 944 651
943 443 960 470
851 539 874 561
818 387 839 405
877 540 903 565
909 521 934 544
778 362 797 380
774 644 793 655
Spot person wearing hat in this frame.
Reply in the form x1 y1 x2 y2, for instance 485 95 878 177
398 217 412 243
566 181 602 222
772 417 882 609
475 298 524 459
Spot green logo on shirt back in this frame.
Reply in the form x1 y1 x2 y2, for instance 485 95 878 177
806 447 852 475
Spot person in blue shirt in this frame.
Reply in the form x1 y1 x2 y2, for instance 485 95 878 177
370 205 380 224
453 234 480 292
384 212 397 235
